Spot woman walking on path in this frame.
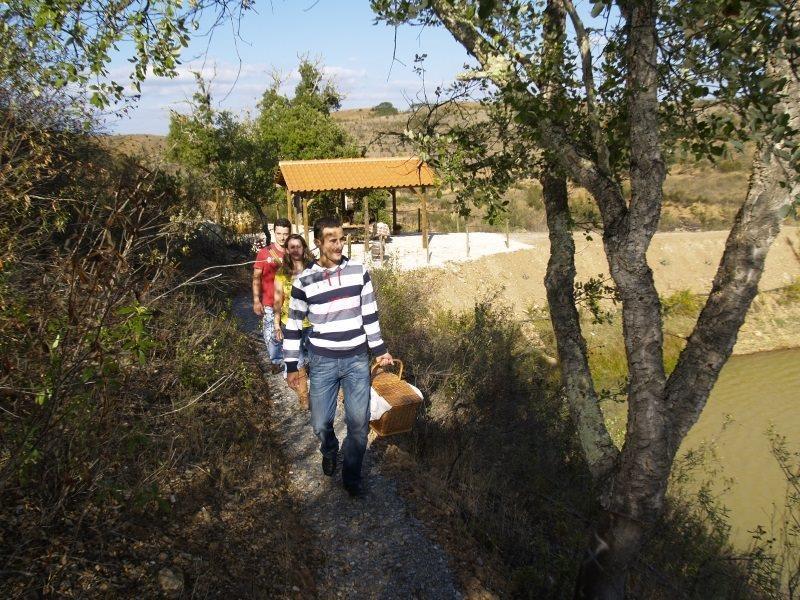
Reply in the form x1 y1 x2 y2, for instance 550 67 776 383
253 218 291 373
274 234 315 408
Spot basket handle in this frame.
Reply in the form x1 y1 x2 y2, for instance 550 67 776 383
371 358 404 380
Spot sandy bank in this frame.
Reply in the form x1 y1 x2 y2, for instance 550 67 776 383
421 226 799 310
364 227 800 355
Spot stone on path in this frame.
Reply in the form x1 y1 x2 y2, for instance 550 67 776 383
157 567 184 595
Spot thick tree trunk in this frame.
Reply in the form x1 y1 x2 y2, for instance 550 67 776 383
542 171 619 480
574 511 643 599
422 2 798 597
576 3 670 596
541 0 618 482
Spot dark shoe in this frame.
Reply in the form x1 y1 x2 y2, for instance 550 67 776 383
322 453 337 477
343 481 366 498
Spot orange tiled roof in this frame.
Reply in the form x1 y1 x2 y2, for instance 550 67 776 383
277 157 436 193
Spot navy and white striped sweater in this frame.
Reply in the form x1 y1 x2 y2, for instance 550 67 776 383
283 257 387 372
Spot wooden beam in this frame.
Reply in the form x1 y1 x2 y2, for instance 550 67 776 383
303 197 310 246
303 197 318 246
285 188 293 230
391 188 397 233
413 187 429 254
363 195 370 256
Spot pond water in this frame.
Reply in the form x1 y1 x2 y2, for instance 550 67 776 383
679 347 800 550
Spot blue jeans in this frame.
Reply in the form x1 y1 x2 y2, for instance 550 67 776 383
261 307 283 365
308 351 371 486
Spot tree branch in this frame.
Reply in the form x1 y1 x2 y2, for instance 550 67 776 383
543 170 619 479
427 0 628 227
541 0 618 480
666 50 800 450
559 0 611 174
600 1 670 528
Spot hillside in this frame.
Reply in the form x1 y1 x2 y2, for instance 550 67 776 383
420 227 800 354
106 106 436 159
100 133 170 159
107 105 757 233
331 108 412 157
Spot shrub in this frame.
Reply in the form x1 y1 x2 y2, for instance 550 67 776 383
0 115 311 596
372 101 400 116
779 276 800 304
372 266 784 597
661 289 704 317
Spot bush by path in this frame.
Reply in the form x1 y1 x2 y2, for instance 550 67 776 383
0 119 316 597
371 266 790 598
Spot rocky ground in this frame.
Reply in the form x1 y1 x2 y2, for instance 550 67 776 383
232 295 463 600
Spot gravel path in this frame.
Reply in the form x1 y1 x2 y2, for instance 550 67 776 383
232 295 461 600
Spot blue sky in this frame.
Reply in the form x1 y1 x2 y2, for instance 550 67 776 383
107 1 474 134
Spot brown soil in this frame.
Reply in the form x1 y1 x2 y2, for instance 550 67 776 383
423 226 800 354
1 350 318 599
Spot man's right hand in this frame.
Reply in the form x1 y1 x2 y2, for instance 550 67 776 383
287 370 300 389
253 299 263 316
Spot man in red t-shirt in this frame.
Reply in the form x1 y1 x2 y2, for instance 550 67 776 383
253 218 291 371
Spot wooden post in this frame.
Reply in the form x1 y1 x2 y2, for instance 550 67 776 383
413 187 429 253
303 197 311 246
391 188 397 233
347 234 352 258
505 218 510 248
379 236 385 263
417 208 421 233
466 223 470 257
286 188 293 230
456 213 460 233
364 195 370 256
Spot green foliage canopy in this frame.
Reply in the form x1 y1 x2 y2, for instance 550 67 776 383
0 0 247 110
255 60 359 161
168 60 361 226
254 60 362 220
372 101 400 116
371 0 800 218
167 73 278 227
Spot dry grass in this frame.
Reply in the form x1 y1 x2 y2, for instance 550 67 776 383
1 120 316 597
105 105 760 235
100 133 171 160
371 266 782 598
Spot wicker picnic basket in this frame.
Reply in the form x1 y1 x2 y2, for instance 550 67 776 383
369 359 422 437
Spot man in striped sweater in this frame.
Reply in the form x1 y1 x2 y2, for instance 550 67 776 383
285 216 393 497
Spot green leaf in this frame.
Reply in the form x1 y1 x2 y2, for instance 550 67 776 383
478 0 496 21
89 92 105 108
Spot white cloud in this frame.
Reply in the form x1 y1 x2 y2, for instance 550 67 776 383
107 56 457 133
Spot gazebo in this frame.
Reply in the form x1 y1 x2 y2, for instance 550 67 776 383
275 156 437 251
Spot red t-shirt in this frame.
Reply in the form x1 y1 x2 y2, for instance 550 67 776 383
254 243 285 306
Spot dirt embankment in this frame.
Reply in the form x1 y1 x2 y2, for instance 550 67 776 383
424 227 800 355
